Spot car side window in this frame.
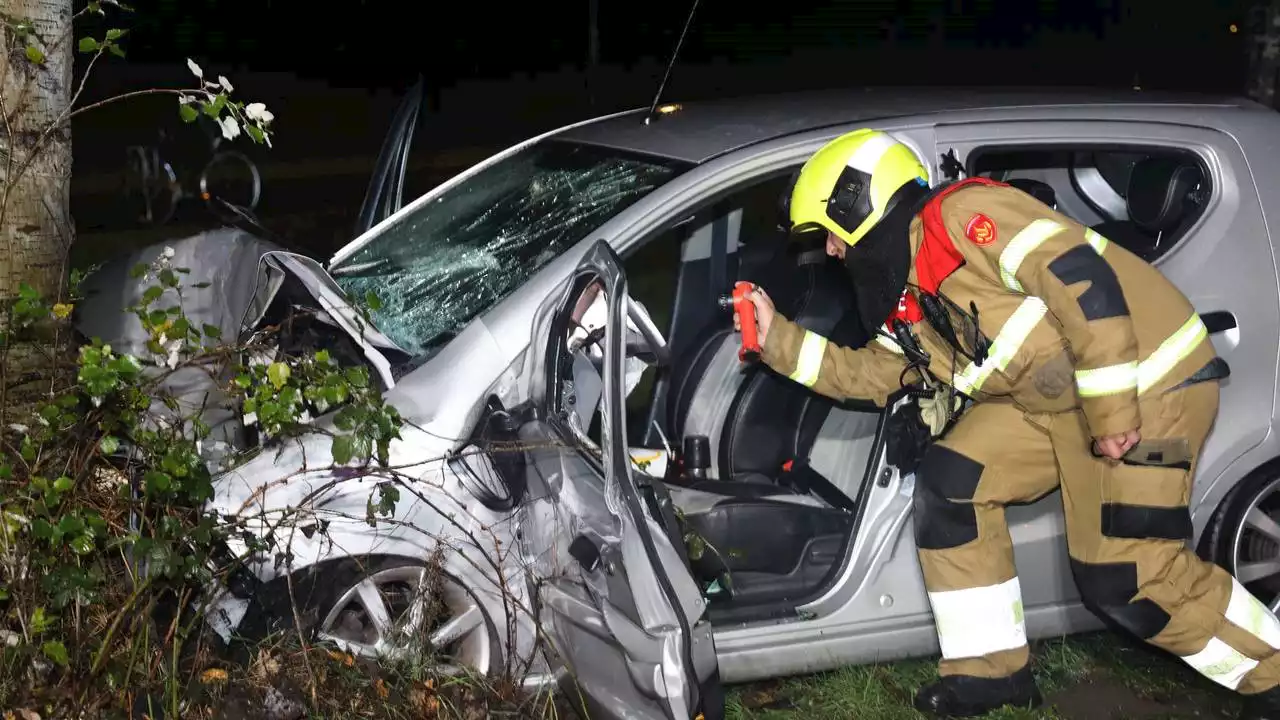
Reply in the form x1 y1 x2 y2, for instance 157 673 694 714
969 145 1212 263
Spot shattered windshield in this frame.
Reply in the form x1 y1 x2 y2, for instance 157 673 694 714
329 140 686 358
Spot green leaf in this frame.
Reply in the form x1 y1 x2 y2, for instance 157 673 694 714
69 534 94 556
143 470 171 493
105 28 126 40
53 476 74 493
267 362 290 390
108 43 126 58
142 286 164 303
24 45 44 64
331 435 353 465
179 103 199 123
42 640 69 667
192 281 211 289
130 263 148 279
364 291 383 311
88 1 103 14
78 37 100 53
245 124 265 143
99 435 120 455
202 323 221 339
159 268 177 287
31 607 52 633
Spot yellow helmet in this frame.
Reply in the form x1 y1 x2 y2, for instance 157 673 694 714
789 129 928 247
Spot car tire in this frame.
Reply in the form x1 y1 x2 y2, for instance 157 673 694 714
234 554 502 676
1202 466 1280 611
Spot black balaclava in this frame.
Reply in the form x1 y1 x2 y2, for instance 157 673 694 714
843 178 931 338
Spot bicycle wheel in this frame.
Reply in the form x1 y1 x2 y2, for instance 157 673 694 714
199 150 262 223
123 146 180 226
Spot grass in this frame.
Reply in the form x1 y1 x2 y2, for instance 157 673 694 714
726 632 1243 720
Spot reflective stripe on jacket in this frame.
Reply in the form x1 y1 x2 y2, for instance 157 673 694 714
760 181 1217 438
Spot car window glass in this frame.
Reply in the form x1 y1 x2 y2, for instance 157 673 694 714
329 141 686 358
971 145 1211 263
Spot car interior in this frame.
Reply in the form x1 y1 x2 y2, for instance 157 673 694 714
541 140 1215 627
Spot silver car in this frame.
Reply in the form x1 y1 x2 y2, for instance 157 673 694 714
78 87 1280 719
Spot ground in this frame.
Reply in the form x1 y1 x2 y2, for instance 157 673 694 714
728 632 1241 720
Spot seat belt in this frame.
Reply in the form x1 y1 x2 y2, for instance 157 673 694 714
780 459 859 512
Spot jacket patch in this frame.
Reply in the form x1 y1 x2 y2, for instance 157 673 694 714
964 213 998 246
1047 245 1130 321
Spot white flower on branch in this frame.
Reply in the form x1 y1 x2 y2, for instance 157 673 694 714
187 58 203 78
245 102 274 125
218 75 234 92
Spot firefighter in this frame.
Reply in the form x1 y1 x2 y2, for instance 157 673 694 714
737 128 1280 718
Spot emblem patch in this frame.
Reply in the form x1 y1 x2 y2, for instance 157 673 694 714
965 213 997 246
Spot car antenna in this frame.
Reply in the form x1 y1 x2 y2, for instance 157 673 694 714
644 0 702 125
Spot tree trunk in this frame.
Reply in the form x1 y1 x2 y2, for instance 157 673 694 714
0 0 74 415
0 0 73 304
1247 0 1280 107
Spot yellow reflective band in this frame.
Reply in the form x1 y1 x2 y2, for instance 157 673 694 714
926 577 1027 660
1225 577 1280 650
1085 228 1109 255
952 297 1048 396
1074 361 1139 398
1181 637 1258 690
998 219 1065 292
1137 314 1209 394
789 330 828 388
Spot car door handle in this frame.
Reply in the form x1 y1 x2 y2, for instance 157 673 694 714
1201 311 1237 335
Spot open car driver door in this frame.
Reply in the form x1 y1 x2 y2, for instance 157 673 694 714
517 240 722 720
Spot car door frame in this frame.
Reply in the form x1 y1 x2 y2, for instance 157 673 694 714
933 115 1276 543
519 238 718 720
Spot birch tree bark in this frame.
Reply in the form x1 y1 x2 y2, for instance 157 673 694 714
0 0 73 303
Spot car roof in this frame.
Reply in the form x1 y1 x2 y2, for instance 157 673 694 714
554 87 1267 164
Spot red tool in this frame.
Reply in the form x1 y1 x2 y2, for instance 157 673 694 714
719 281 761 362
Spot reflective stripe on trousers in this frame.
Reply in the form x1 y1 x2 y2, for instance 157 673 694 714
927 576 1028 660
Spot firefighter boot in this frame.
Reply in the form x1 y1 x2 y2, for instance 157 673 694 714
1240 687 1280 719
913 666 1043 718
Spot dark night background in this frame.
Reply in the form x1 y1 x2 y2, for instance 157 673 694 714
68 0 1254 263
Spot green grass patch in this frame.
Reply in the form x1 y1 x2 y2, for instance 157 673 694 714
727 632 1241 720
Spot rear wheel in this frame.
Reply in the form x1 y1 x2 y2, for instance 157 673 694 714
1205 470 1280 613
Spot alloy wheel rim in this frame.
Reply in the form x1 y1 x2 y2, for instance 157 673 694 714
317 565 490 674
1230 476 1280 614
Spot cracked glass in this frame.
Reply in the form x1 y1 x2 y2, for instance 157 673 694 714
329 140 685 358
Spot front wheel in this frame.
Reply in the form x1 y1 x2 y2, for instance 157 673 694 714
238 555 500 676
1204 469 1280 613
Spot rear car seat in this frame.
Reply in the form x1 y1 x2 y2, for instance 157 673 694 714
1089 156 1207 262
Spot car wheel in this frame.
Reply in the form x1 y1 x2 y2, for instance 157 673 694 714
243 555 500 675
1206 470 1280 613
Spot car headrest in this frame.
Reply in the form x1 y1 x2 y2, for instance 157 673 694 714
1007 178 1057 209
1127 157 1204 234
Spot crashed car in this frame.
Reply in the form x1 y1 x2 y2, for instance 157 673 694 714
76 87 1280 719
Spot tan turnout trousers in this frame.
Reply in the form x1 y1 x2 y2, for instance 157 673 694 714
918 380 1280 693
